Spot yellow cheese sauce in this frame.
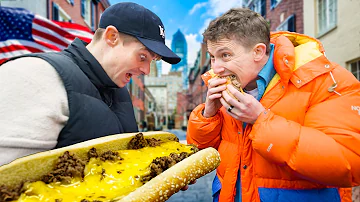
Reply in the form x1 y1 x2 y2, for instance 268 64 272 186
14 141 193 202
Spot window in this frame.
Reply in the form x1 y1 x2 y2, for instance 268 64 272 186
81 0 91 26
52 2 59 21
276 15 296 32
250 0 266 17
52 2 71 22
91 2 95 31
270 0 281 9
350 59 360 80
67 0 74 6
317 0 337 36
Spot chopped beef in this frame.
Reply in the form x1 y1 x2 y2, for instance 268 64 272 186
141 151 193 182
0 184 22 201
100 169 106 181
128 133 163 149
128 133 148 149
87 148 98 159
42 151 86 184
81 200 102 202
146 138 161 147
99 151 123 162
189 144 199 153
169 136 179 142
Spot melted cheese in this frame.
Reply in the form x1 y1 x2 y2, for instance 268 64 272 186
14 141 193 202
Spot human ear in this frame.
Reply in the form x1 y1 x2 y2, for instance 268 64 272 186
104 25 120 47
252 43 267 61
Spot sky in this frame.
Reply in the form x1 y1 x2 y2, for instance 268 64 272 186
109 0 244 74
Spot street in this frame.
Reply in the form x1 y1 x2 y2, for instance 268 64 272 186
165 129 215 202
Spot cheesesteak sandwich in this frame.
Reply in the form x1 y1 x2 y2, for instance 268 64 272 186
201 69 244 97
0 132 220 202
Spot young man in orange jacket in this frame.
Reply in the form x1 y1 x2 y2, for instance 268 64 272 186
187 8 360 202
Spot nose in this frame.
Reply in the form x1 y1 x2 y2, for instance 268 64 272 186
211 59 225 75
140 63 151 75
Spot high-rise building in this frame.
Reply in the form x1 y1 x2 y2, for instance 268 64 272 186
171 29 188 89
156 61 162 77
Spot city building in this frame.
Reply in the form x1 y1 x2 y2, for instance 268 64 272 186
186 43 210 119
145 83 168 129
149 61 158 77
156 61 162 77
145 71 183 129
171 29 189 89
1 0 110 31
144 86 157 131
304 0 360 80
247 0 303 33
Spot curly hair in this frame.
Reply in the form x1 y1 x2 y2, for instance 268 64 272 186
203 8 270 54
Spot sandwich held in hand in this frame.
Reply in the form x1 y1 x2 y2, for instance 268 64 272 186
0 132 220 202
201 69 244 99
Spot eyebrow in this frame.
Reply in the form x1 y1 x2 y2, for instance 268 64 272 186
215 47 232 54
208 47 232 56
141 47 157 58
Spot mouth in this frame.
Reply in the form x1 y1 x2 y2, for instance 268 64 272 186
125 73 132 81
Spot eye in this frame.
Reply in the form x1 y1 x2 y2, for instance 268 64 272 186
222 53 231 58
140 54 146 61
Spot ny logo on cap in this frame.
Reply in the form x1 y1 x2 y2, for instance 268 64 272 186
159 25 165 39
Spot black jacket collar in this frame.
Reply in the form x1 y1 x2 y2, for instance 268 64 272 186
63 38 118 88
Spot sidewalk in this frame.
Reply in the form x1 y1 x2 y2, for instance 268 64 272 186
168 171 215 202
165 129 215 202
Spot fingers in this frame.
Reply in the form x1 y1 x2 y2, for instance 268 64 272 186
220 97 234 113
180 179 197 191
207 79 226 101
181 185 189 191
189 179 197 185
227 85 246 102
208 78 227 88
222 88 239 108
208 85 226 98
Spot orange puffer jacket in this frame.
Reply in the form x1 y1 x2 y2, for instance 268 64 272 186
187 31 360 202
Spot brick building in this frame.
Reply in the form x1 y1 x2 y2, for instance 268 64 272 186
186 43 210 119
246 0 303 33
48 0 110 31
2 0 110 31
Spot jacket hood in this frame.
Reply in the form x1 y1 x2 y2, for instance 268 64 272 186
270 31 326 72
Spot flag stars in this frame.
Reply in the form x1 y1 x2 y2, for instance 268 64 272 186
0 8 32 41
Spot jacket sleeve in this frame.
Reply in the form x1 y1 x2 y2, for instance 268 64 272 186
186 104 223 149
249 85 360 187
0 57 69 166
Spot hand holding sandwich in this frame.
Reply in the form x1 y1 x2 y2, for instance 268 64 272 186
220 84 265 124
203 77 228 118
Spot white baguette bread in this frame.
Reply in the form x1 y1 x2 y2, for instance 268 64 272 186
120 147 219 202
0 131 221 202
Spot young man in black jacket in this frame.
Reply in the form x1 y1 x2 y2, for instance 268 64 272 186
0 2 180 165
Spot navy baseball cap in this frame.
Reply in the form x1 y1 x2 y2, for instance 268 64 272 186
99 2 181 64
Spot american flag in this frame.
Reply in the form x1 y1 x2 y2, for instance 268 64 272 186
0 6 93 64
